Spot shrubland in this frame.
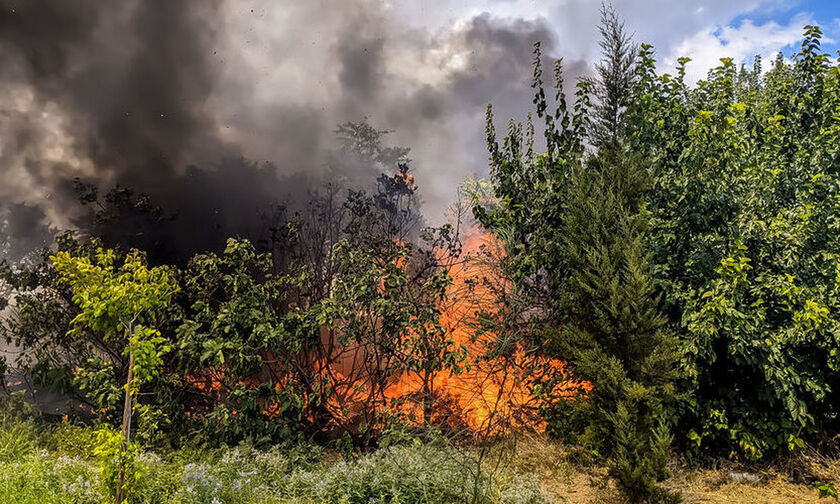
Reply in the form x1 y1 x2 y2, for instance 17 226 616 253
0 393 548 504
2 7 840 504
476 7 840 502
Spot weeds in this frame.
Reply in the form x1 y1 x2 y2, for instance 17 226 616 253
0 415 547 504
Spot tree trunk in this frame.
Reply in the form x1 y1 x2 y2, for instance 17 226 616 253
422 373 433 426
115 348 135 504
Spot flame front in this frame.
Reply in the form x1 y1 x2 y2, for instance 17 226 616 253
377 229 580 435
186 229 583 437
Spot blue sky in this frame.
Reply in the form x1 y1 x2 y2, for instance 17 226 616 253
736 0 839 35
730 0 839 56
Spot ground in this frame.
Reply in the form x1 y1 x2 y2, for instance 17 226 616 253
509 435 834 503
0 403 835 504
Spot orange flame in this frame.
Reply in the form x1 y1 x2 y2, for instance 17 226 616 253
377 229 581 434
186 229 583 437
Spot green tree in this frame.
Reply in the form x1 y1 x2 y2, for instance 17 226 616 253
478 32 681 499
475 42 590 329
1 233 97 402
632 25 840 459
175 237 301 444
556 148 681 503
51 248 177 503
592 3 638 146
280 162 466 437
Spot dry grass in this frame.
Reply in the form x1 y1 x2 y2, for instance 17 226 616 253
498 434 838 503
667 468 818 503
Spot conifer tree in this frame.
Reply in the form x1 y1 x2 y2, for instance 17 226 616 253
478 11 682 499
593 3 637 146
558 147 681 503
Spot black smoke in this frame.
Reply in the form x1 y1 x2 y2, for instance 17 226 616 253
0 0 589 264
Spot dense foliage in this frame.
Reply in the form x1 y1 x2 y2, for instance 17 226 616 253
3 10 840 504
475 13 840 503
632 26 840 461
557 148 681 502
0 395 546 504
51 248 178 502
1 123 469 452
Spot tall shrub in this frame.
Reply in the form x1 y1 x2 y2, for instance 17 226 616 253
631 26 840 459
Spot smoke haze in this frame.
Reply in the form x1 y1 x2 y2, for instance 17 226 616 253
0 0 587 262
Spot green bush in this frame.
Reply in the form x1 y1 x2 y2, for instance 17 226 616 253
0 392 41 462
632 26 840 459
0 418 546 504
172 444 323 504
496 472 547 504
0 450 105 504
283 443 483 504
43 421 99 459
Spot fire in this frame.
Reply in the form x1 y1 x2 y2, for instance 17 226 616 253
378 229 580 434
186 229 583 437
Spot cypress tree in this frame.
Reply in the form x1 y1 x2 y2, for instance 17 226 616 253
558 146 681 503
592 4 637 146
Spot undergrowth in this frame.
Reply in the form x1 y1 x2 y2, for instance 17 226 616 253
0 395 548 504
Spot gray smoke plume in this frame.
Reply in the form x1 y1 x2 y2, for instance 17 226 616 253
0 0 588 263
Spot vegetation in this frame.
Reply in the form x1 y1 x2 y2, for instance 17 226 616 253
474 10 840 503
3 9 840 504
636 26 840 462
51 248 178 502
0 394 546 504
1 394 836 504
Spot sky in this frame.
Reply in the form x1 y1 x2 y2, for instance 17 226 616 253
0 0 838 260
398 0 840 81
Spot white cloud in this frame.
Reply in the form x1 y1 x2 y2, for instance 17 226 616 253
666 12 813 83
393 1 811 79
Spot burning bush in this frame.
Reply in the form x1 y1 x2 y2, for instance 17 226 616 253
1 123 581 449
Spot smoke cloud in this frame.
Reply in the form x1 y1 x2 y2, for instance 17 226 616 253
0 0 587 263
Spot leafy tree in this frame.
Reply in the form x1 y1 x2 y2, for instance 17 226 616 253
51 248 177 503
175 237 302 444
278 159 466 438
632 25 840 459
1 233 109 405
475 42 589 329
2 234 191 440
326 227 464 430
334 121 411 174
72 180 176 265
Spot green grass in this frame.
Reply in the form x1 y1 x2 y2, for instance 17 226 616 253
0 414 548 504
1 398 832 504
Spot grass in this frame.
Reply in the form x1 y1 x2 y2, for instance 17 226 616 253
503 433 839 503
0 400 835 504
0 413 548 504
